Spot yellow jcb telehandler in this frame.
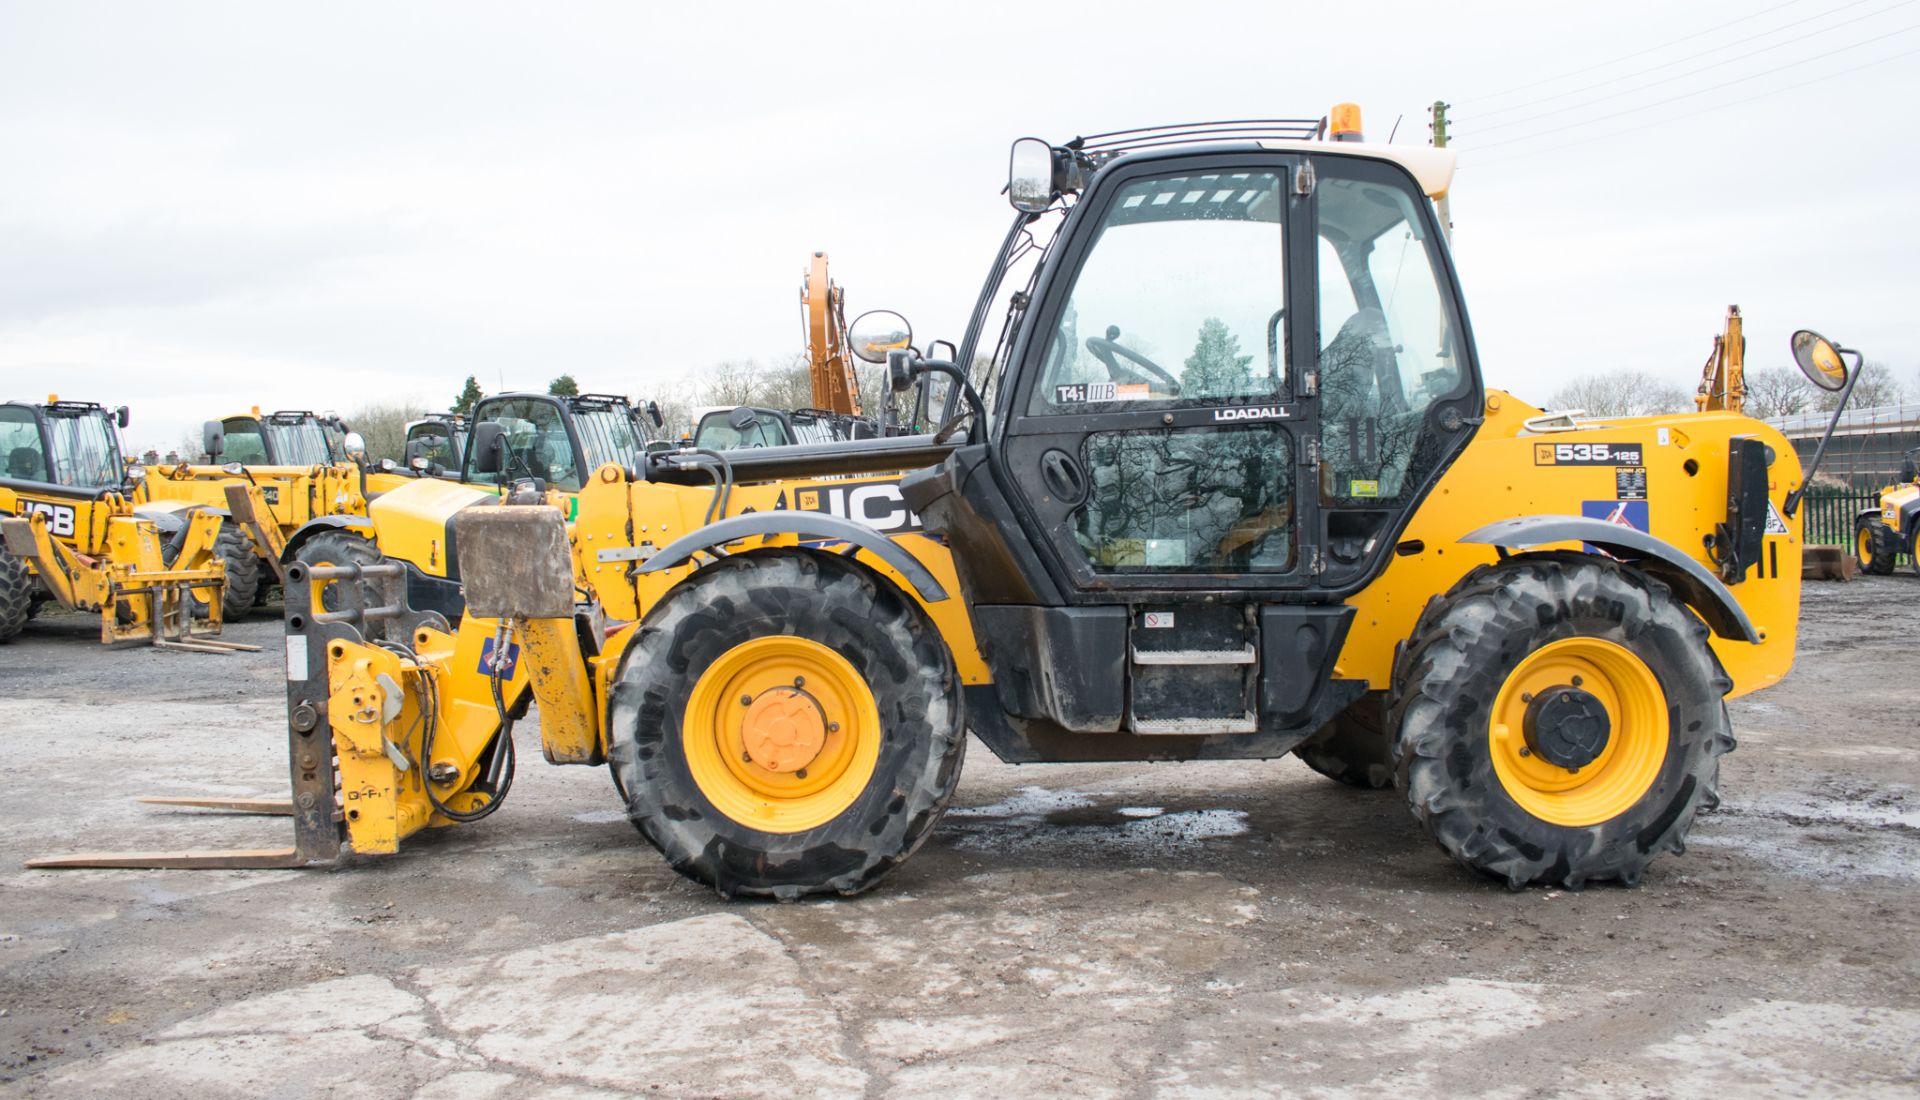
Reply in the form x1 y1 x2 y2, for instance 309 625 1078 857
35 107 1863 894
1854 446 1920 575
0 397 251 652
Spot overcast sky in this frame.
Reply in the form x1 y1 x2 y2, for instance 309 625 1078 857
2 0 1915 453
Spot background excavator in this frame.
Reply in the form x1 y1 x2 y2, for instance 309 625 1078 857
693 252 883 449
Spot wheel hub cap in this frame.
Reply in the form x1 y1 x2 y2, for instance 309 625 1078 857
739 689 827 774
1523 685 1611 770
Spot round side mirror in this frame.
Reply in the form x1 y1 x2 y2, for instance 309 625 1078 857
1790 329 1850 392
1009 137 1055 213
726 406 759 430
343 431 368 461
849 310 913 364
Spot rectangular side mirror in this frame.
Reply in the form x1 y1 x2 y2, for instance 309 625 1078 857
646 400 664 429
201 420 225 459
471 421 506 475
116 406 130 429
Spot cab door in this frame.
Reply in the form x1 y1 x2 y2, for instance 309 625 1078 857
998 154 1317 596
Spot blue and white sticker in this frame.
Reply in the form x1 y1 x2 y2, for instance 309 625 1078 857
480 636 521 679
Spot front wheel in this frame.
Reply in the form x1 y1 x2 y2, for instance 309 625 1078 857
214 525 262 615
1856 518 1898 575
607 551 966 899
1392 553 1734 889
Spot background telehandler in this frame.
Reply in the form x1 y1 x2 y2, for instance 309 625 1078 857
0 397 245 651
1855 446 1920 574
36 107 1856 896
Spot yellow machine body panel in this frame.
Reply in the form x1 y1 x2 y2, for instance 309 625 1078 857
140 463 368 533
1335 392 1802 699
365 480 498 578
566 467 991 685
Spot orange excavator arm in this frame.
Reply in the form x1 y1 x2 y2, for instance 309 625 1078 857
1696 304 1744 413
802 251 862 416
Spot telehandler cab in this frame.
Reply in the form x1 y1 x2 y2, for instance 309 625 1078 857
0 397 248 651
136 409 377 614
37 108 1850 896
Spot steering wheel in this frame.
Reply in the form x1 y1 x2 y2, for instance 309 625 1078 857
1086 325 1181 395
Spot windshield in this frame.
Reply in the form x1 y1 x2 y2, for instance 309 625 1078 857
695 410 790 450
964 208 1064 426
572 407 642 473
264 420 334 466
45 409 125 488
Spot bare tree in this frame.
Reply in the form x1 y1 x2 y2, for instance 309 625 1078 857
1546 370 1693 417
698 359 768 407
347 401 430 463
1742 367 1817 419
1817 360 1906 411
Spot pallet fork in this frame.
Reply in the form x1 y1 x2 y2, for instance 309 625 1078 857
27 558 445 869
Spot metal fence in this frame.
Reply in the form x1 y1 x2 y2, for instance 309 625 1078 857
1770 403 1920 490
1799 486 1909 565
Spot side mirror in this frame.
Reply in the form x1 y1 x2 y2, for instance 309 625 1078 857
201 420 225 459
116 406 130 429
1009 137 1055 213
472 421 507 474
342 431 368 463
1782 329 1863 520
1790 329 1850 392
726 406 760 431
849 310 913 364
646 400 665 429
887 349 917 394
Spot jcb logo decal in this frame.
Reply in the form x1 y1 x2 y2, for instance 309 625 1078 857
20 500 76 538
791 481 923 534
1534 442 1643 466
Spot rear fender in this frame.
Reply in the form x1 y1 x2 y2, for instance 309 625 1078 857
1461 516 1760 644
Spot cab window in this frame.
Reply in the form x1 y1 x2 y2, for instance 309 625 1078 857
468 399 580 490
221 418 271 465
46 411 123 488
1031 170 1287 414
1315 168 1466 505
1 406 49 483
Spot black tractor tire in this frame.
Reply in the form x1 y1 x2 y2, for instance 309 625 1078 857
0 548 35 642
1294 693 1395 789
1907 525 1920 576
607 550 966 900
1856 517 1898 575
214 525 262 615
290 529 381 617
1391 552 1734 890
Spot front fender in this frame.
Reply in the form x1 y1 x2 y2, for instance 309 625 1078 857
1461 516 1760 644
636 511 948 602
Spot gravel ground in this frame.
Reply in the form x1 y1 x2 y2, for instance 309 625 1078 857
1 577 1916 1098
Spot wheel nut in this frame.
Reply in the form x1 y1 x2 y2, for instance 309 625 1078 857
1521 692 1533 703
1571 675 1584 687
793 676 806 688
742 752 753 763
1519 747 1532 757
740 694 754 706
828 722 840 733
795 768 807 779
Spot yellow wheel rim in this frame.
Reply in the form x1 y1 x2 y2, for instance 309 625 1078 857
1858 527 1872 564
681 636 881 834
1489 637 1669 827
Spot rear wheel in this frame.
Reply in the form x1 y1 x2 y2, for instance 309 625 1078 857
0 547 34 642
1293 693 1394 789
215 525 262 614
608 551 966 899
1856 518 1897 575
1392 553 1733 889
